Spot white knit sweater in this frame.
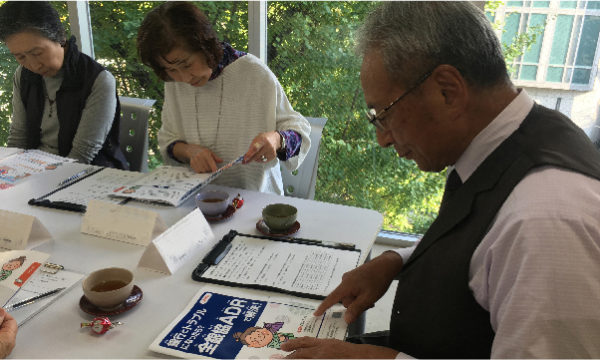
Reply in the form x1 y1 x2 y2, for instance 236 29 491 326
158 54 311 195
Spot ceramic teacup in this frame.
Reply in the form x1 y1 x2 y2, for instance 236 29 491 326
262 203 297 231
82 267 134 311
196 190 231 216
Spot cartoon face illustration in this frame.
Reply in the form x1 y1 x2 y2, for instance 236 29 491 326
245 327 274 348
0 256 26 281
233 322 294 350
2 256 25 271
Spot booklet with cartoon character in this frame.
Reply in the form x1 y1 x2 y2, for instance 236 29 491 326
0 250 50 307
149 283 347 359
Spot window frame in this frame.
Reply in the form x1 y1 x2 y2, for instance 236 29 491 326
495 0 600 90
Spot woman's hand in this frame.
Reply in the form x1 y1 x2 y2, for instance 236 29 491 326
244 131 282 164
173 142 223 173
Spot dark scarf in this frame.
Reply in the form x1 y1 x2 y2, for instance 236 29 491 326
209 42 247 81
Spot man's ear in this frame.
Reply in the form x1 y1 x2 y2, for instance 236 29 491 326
430 64 468 109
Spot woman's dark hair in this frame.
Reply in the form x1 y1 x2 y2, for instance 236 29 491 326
137 1 223 81
0 1 66 45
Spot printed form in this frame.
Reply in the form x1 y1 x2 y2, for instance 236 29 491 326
200 235 360 297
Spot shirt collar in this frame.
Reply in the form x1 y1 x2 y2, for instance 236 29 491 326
452 89 535 182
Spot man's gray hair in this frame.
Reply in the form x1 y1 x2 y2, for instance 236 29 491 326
356 2 509 88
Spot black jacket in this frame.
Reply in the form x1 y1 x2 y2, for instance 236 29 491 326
19 36 128 169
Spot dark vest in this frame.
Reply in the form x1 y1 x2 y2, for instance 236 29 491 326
19 36 128 169
390 104 600 358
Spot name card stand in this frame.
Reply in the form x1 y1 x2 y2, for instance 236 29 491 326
0 210 52 250
81 200 167 246
138 209 216 275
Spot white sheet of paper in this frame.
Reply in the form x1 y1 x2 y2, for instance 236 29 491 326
200 235 361 297
6 268 83 325
0 210 52 250
81 200 166 245
138 209 216 275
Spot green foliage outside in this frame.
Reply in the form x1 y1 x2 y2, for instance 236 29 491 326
0 1 538 234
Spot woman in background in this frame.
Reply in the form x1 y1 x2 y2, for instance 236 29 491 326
0 1 128 169
137 1 310 194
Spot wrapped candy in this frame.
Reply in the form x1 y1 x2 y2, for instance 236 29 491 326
80 317 123 334
232 194 244 209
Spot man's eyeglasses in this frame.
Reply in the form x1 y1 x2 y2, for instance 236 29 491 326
365 68 435 131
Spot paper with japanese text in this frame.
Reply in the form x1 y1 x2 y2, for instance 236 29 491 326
0 250 50 307
197 234 361 298
149 284 347 359
0 149 74 190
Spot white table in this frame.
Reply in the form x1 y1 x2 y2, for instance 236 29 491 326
0 162 382 358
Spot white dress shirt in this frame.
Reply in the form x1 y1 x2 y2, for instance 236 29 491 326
395 90 600 358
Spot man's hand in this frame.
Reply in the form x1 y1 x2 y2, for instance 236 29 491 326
281 337 399 359
0 308 17 359
314 250 403 324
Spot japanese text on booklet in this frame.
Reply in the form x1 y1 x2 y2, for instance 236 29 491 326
149 284 347 359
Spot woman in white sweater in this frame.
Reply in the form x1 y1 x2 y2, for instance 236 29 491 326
137 2 310 194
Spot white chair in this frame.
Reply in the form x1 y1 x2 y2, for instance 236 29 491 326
280 117 327 199
119 96 156 172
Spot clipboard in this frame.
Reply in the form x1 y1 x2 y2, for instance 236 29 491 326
192 230 361 300
28 167 112 212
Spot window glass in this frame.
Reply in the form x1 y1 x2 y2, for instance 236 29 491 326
575 15 600 67
523 14 547 63
533 1 551 7
502 13 522 45
573 68 592 82
507 1 525 6
520 65 538 79
587 1 600 9
560 1 578 8
549 15 574 65
546 66 565 81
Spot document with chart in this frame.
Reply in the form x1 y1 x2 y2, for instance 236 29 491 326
192 231 361 299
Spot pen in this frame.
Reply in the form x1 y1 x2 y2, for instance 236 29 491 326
4 287 65 312
283 236 356 250
57 168 93 187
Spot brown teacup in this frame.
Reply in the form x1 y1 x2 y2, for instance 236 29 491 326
82 267 134 311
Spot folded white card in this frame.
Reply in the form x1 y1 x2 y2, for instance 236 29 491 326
0 210 52 250
81 199 166 245
138 209 216 275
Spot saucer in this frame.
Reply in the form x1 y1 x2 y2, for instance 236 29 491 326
205 205 236 222
256 219 300 237
79 285 143 316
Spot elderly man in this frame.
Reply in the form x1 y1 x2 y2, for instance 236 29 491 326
282 2 600 358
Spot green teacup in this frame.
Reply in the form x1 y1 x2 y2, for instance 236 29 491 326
262 203 297 231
